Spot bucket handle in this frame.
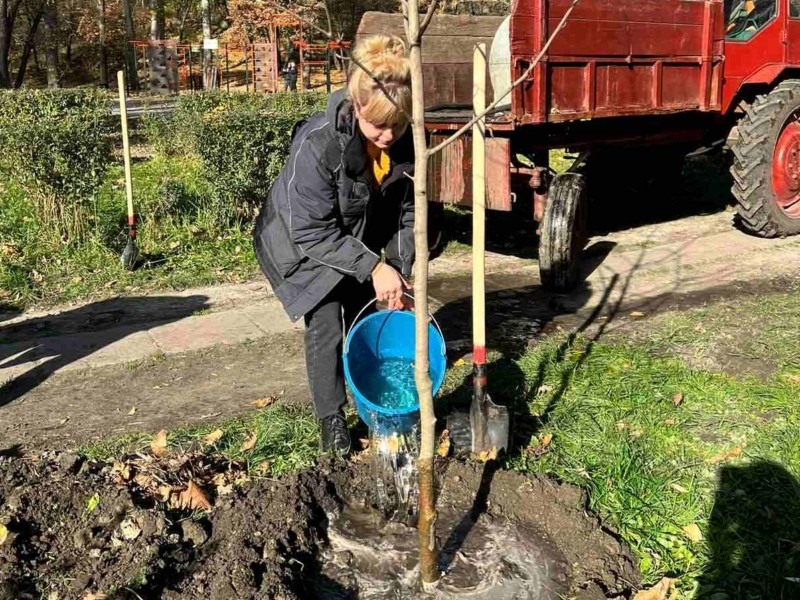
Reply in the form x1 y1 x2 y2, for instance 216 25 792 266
344 292 447 357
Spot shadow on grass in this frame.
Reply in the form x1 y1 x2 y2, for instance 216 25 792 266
696 460 800 599
0 295 209 407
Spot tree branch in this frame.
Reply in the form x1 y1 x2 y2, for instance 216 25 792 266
427 0 580 157
419 0 440 38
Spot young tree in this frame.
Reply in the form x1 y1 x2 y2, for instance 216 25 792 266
98 0 108 87
13 0 44 88
201 0 211 88
149 0 164 38
0 0 23 88
122 0 138 90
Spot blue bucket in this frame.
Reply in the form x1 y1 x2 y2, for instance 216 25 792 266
343 302 446 435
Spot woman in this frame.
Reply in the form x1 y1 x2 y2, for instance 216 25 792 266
253 35 415 456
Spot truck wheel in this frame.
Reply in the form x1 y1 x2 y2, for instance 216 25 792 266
731 80 800 237
539 173 588 292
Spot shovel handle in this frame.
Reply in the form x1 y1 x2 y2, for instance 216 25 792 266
472 44 487 365
343 293 446 357
117 70 135 229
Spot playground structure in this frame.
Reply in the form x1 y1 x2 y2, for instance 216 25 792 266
126 11 351 95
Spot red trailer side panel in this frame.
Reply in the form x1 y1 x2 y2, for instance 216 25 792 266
510 0 725 123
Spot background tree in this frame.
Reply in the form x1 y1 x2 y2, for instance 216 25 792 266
43 0 57 87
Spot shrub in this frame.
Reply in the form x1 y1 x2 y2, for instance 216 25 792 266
0 89 114 240
141 91 328 225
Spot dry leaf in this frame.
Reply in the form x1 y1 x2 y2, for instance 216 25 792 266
127 406 137 416
476 446 498 463
454 358 466 367
217 484 234 496
633 578 677 600
178 481 212 512
357 438 370 450
156 485 173 503
683 523 703 542
706 446 744 465
665 418 677 426
783 373 800 385
616 421 628 432
252 396 276 409
0 524 8 546
630 311 646 317
240 433 257 452
120 519 142 541
437 430 451 458
536 384 554 396
672 393 684 407
59 417 70 426
539 433 553 449
670 483 689 494
256 461 271 476
113 461 132 481
83 593 108 600
202 429 224 446
169 241 180 250
151 430 169 457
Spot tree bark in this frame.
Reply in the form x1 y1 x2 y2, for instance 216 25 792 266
43 0 58 88
149 0 164 39
201 0 212 89
405 0 440 589
98 0 108 87
0 0 23 88
13 6 43 88
122 0 138 90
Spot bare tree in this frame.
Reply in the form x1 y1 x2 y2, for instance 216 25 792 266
150 0 164 38
13 0 44 88
201 0 212 88
0 0 23 88
98 0 108 87
43 0 58 87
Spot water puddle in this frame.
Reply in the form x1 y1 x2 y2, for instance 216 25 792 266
308 502 569 599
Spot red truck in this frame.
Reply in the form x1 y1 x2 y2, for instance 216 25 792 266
358 0 800 290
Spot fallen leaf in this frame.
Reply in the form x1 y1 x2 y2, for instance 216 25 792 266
437 430 451 458
217 484 234 496
454 358 466 367
127 406 137 416
0 524 8 546
252 396 276 409
536 384 554 395
672 393 684 407
240 433 257 452
155 485 173 503
683 523 703 542
86 493 100 514
59 417 70 426
706 445 744 465
664 418 677 426
670 483 689 494
616 421 627 431
202 429 224 446
633 578 676 600
358 438 370 450
178 481 212 512
256 461 271 476
119 519 142 541
630 311 646 318
539 433 553 449
113 461 132 481
169 241 180 250
83 593 108 600
31 269 43 283
151 429 169 457
783 373 800 385
476 446 498 463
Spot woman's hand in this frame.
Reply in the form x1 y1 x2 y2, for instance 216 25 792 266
371 263 409 310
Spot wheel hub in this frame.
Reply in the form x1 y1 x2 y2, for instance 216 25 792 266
771 119 800 218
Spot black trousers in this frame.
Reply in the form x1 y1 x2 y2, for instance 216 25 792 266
303 278 374 419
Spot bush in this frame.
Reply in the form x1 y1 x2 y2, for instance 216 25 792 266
141 91 328 225
0 90 114 240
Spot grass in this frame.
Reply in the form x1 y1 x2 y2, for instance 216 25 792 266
0 154 259 309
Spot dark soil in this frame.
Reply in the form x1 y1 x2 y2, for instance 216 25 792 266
0 452 639 600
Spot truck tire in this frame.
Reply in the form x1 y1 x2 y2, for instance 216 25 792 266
730 80 800 237
539 173 588 292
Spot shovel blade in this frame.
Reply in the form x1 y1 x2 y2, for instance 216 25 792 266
470 393 510 455
120 238 140 271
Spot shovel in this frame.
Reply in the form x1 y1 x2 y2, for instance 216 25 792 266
117 70 139 270
448 43 511 455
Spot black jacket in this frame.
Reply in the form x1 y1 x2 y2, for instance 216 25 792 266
253 89 415 322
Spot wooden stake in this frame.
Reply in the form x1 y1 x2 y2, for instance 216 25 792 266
117 70 135 229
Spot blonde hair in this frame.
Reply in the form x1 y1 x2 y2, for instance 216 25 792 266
348 35 412 127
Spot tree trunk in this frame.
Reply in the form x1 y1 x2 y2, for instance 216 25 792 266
13 7 43 88
405 0 440 589
98 0 108 87
0 0 23 89
149 0 164 39
122 0 138 91
201 0 212 89
43 0 58 88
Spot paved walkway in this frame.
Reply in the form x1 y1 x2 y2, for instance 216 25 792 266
2 212 799 391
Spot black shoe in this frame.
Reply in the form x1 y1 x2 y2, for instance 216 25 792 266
319 412 351 457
